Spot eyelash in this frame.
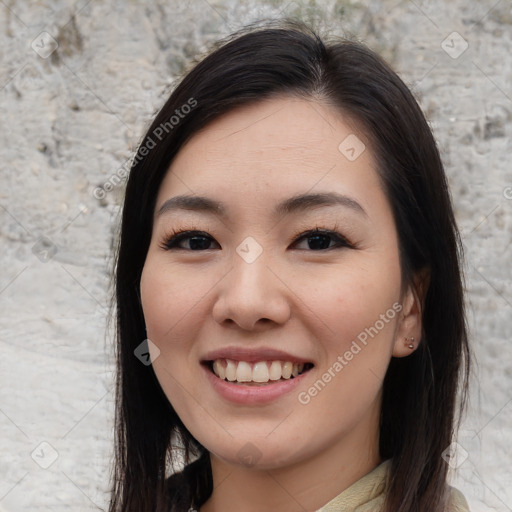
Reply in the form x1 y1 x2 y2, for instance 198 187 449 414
159 223 355 252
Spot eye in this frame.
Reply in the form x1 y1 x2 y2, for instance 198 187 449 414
159 226 355 252
160 230 219 251
291 228 354 251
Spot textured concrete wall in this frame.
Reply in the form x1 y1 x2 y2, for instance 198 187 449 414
0 1 511 510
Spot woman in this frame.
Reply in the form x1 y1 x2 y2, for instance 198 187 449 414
109 18 471 512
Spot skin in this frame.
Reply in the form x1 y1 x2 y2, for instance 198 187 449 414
140 96 424 511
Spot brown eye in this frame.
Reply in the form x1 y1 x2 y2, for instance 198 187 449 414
292 229 354 251
161 230 220 251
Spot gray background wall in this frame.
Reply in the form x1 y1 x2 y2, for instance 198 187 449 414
0 1 511 510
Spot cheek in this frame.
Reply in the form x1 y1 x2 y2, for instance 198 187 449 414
139 256 224 391
312 264 401 354
139 260 202 415
140 259 207 344
300 263 401 413
297 277 401 428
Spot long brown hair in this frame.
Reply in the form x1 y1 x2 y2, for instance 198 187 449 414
109 18 470 512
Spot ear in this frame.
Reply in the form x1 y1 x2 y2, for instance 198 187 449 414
392 267 430 358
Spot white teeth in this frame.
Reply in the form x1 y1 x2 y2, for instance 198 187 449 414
252 361 269 382
236 361 252 382
269 360 282 381
225 359 237 381
211 359 309 383
282 361 293 379
213 360 226 380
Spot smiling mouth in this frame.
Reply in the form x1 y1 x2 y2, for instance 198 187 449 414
205 359 314 385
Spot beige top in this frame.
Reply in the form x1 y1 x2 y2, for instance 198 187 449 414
193 459 469 511
317 460 470 511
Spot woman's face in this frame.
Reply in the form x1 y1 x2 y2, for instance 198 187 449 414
140 96 420 470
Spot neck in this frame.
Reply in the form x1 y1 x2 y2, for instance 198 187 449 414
200 404 382 512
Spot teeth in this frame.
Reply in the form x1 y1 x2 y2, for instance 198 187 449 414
252 362 269 382
213 360 226 380
236 361 252 382
269 360 282 381
225 359 237 381
282 361 293 379
211 359 309 383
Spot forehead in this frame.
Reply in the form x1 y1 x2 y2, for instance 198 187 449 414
156 96 382 211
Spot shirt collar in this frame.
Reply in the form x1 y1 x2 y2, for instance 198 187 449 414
316 459 391 512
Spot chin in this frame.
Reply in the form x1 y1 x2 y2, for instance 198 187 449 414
205 435 307 471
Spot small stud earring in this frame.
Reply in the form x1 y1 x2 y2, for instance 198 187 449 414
406 336 415 349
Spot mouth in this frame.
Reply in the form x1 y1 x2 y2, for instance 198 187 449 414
203 359 315 386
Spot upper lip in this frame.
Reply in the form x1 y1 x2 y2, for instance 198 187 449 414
201 347 313 364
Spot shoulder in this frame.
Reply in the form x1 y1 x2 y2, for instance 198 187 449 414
447 486 470 512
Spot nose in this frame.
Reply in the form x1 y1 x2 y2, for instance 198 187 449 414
212 249 291 332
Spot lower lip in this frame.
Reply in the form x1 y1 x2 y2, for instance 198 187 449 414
202 364 311 405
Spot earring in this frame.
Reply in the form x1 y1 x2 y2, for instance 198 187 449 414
406 336 415 349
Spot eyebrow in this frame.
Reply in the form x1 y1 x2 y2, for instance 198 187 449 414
156 192 368 219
